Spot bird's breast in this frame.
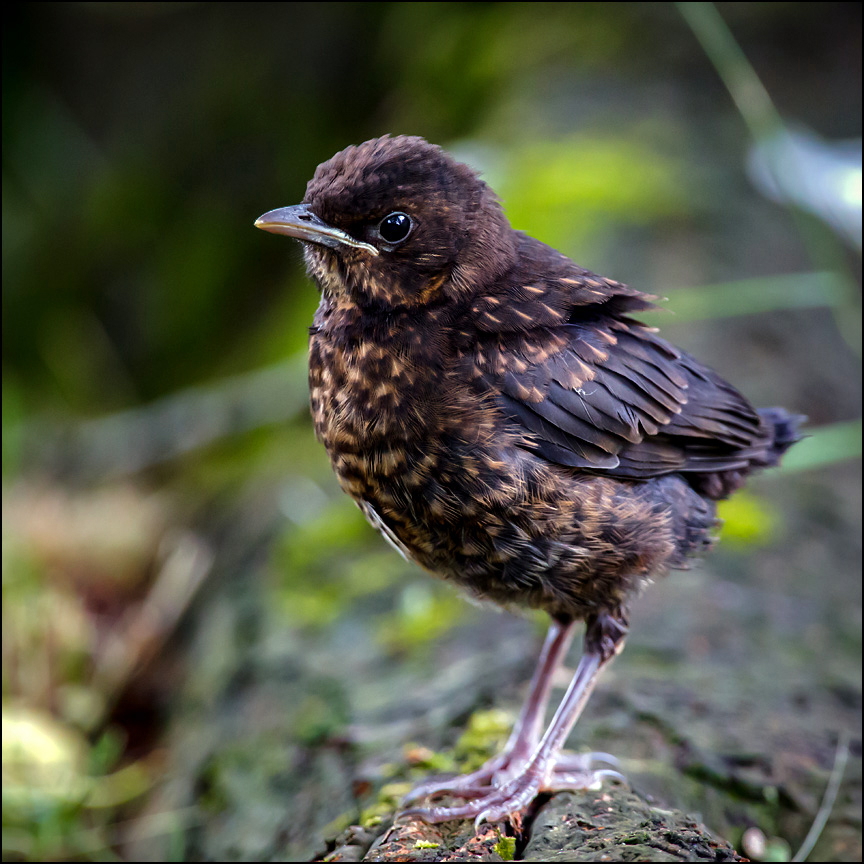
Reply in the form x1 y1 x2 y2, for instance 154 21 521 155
308 302 461 496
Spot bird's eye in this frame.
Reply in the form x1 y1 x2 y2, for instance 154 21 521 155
377 212 413 245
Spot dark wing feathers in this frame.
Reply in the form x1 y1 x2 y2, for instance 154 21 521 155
498 393 621 468
463 259 770 485
546 381 648 442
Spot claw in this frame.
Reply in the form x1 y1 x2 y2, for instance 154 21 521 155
553 750 620 771
595 768 626 783
546 767 626 792
592 751 620 768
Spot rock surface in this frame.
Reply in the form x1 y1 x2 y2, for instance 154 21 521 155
324 785 746 862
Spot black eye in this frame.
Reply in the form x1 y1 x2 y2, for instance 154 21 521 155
378 212 413 244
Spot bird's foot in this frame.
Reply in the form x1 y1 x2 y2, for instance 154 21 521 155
401 752 510 806
400 751 623 826
544 751 624 792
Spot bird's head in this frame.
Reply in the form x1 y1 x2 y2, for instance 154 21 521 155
255 135 517 309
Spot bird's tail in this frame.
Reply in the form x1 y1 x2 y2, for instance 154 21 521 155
757 407 806 466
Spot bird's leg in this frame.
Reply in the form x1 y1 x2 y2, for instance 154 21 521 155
404 616 575 804
400 610 628 826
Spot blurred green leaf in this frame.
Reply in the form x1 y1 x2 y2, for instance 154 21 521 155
375 582 466 653
717 490 778 546
496 135 687 252
777 420 862 473
640 272 853 323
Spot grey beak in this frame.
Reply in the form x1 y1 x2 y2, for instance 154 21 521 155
254 204 378 255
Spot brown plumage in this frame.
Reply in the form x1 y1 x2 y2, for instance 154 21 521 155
255 135 802 827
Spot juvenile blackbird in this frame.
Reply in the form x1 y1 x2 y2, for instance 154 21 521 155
255 135 802 827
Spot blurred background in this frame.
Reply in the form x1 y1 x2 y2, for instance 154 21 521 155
2 3 861 861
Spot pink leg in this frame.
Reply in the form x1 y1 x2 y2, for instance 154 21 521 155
403 617 576 804
401 611 628 826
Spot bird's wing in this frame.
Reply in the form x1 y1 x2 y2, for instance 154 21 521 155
457 250 767 480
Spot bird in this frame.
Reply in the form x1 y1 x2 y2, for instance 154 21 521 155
255 134 803 828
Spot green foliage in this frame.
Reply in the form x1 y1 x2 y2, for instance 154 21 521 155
272 498 411 628
779 419 862 473
493 834 517 860
359 781 413 829
2 705 151 861
452 709 513 772
639 272 853 323
496 135 687 253
291 680 352 746
375 582 467 654
717 490 778 546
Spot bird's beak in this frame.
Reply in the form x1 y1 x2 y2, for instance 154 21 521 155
254 204 379 255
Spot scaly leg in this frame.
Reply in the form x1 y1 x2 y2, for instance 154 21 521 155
404 617 576 804
400 610 628 826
